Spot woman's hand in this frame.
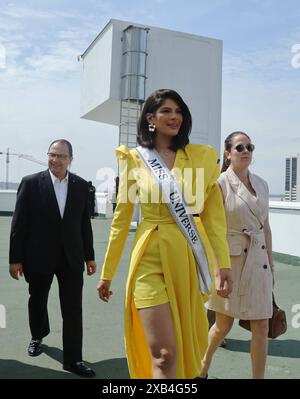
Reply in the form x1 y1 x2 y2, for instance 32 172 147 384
97 279 113 302
215 268 233 298
271 267 275 288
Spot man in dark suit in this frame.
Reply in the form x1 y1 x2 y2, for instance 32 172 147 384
9 139 97 377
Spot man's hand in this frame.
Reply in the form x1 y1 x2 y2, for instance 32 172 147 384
9 263 23 280
215 268 233 298
86 260 97 276
97 279 113 303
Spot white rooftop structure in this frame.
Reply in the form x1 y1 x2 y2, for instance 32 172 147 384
79 18 223 150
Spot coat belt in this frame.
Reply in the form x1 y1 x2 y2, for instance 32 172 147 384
228 228 265 313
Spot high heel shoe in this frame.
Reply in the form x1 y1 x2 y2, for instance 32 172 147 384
195 374 208 379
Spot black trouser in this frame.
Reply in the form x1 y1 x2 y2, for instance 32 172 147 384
26 253 84 365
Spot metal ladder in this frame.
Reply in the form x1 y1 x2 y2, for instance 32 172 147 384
119 98 142 148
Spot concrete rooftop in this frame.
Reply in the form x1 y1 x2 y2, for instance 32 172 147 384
0 216 299 379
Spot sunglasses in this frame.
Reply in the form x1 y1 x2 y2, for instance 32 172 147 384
234 143 255 153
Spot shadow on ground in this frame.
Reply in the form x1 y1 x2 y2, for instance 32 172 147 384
0 345 129 379
224 338 300 358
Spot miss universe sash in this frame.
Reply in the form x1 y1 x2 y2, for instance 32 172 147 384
136 146 212 294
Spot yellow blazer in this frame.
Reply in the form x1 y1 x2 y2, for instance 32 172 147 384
101 143 230 379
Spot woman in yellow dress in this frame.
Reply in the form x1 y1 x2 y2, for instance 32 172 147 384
97 89 232 379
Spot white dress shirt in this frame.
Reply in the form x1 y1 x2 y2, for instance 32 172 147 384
49 169 69 218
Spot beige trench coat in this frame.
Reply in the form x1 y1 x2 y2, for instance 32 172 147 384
207 167 273 320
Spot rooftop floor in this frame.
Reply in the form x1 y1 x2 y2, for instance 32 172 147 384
0 216 299 379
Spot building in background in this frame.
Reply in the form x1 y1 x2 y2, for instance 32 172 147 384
285 154 300 201
78 18 223 151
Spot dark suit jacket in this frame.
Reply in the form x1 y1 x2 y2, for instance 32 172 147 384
9 170 95 275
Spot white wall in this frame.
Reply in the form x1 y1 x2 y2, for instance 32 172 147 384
269 201 300 257
3 193 298 258
96 192 113 217
0 190 113 218
0 190 17 213
80 23 114 123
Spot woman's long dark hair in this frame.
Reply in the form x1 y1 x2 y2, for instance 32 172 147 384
221 131 251 172
137 89 192 151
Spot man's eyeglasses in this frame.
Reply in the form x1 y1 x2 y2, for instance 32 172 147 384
234 143 255 153
47 152 69 160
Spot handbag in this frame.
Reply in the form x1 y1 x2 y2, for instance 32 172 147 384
239 294 287 339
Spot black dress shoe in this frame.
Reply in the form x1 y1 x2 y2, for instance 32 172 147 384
28 339 43 357
63 361 95 378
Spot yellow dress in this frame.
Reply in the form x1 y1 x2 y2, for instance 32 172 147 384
101 143 231 379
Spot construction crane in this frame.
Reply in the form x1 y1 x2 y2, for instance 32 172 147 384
0 148 47 190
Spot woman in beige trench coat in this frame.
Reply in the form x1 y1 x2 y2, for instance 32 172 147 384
200 131 274 379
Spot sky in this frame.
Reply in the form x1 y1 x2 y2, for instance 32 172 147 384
1 0 300 194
